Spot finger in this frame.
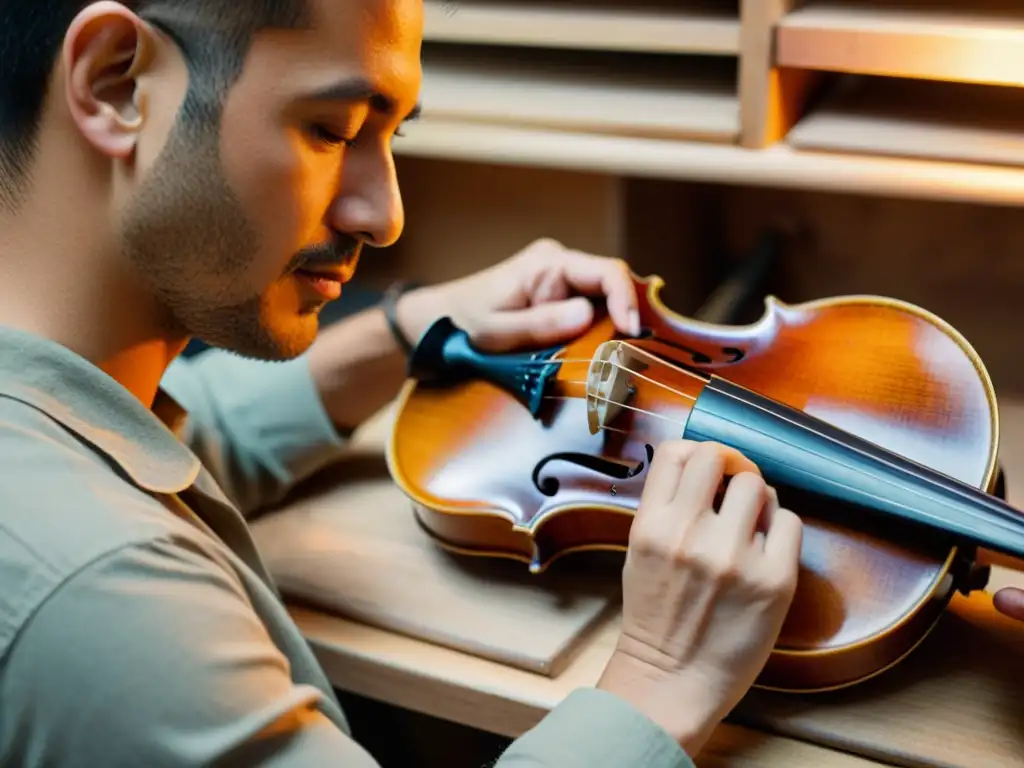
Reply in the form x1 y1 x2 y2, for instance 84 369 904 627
673 441 761 510
716 471 770 547
548 249 640 337
763 507 804 566
470 297 595 352
993 587 1024 622
637 439 700 511
673 443 733 518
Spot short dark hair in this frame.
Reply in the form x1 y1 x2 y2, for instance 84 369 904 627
0 0 308 208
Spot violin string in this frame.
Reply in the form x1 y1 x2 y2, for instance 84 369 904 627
706 384 1024 532
564 388 1024 537
562 364 1024 536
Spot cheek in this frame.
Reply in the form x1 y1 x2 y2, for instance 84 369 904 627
217 112 340 267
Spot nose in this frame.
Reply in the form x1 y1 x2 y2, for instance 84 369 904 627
328 139 405 248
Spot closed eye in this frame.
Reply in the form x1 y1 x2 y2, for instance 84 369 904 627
308 124 356 149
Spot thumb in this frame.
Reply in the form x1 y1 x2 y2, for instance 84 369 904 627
471 297 594 352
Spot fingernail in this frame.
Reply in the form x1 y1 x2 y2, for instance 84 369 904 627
628 309 640 336
563 298 592 325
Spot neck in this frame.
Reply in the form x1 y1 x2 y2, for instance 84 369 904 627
0 128 187 408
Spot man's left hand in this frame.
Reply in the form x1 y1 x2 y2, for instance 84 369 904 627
396 238 641 353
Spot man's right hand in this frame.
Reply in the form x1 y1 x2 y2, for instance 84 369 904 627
597 440 803 758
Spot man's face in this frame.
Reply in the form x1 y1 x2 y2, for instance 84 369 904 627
120 0 423 360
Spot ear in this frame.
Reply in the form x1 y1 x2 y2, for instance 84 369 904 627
62 2 158 161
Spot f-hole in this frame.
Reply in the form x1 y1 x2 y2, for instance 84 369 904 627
533 444 656 497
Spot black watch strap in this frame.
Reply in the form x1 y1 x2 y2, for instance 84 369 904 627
381 280 421 356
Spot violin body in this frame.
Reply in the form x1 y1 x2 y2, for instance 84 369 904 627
386 273 1003 693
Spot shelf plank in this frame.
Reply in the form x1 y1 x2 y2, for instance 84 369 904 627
418 44 739 142
394 117 1024 207
777 0 1024 87
788 75 1024 169
423 0 741 55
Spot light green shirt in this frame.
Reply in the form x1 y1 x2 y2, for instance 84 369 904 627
0 325 693 767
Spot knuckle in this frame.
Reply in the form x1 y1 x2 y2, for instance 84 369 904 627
764 566 800 599
525 236 562 255
685 544 740 583
628 524 665 558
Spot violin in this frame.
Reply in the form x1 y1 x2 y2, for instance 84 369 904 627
385 271 1024 694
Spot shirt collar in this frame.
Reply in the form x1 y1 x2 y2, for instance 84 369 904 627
0 325 200 493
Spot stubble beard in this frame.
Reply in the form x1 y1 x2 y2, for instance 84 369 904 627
118 117 316 362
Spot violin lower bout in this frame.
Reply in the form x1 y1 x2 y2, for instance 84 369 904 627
411 489 974 694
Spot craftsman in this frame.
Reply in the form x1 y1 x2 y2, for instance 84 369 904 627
0 2 1020 767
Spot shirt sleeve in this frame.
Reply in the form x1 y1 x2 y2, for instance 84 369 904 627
160 350 350 516
0 536 381 768
493 688 695 768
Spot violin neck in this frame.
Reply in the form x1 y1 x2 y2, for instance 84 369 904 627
685 377 1024 561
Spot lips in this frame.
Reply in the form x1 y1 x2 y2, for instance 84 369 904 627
295 267 347 282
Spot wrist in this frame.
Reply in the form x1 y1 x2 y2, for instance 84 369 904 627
597 649 721 758
392 283 449 350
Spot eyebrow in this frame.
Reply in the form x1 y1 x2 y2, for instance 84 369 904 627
304 77 422 122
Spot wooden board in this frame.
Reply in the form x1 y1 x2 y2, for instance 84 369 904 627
293 572 1024 767
424 0 741 55
418 42 740 142
788 75 1024 168
394 117 1024 208
250 407 622 677
777 0 1024 87
733 587 1024 767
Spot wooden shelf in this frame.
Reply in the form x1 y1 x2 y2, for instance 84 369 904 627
788 75 1024 168
418 43 740 142
423 0 741 55
777 0 1024 86
395 117 1024 207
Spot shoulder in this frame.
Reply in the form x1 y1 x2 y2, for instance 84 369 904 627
0 395 218 657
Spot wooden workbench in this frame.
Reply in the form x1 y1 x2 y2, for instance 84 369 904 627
250 405 1024 768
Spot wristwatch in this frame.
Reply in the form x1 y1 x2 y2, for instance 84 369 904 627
381 280 422 356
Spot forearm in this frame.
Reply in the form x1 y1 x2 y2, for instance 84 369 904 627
307 284 446 434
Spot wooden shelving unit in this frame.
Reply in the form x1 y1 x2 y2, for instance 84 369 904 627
390 0 1024 206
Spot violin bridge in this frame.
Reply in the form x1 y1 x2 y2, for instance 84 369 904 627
586 341 645 435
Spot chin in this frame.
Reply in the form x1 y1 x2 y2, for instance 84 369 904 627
205 315 321 362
